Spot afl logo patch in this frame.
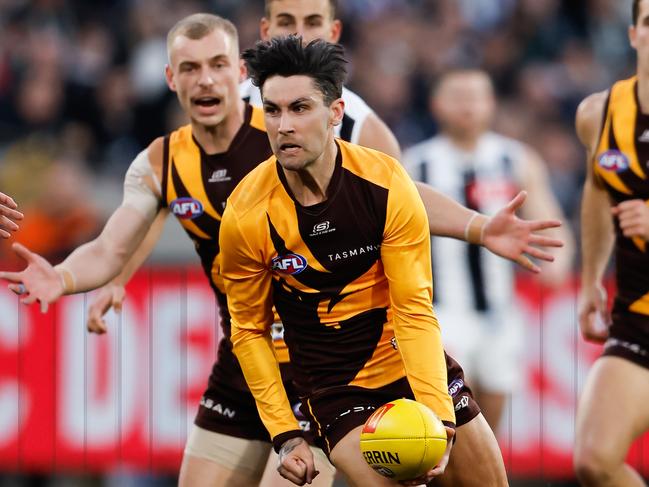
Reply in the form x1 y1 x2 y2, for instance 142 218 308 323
170 197 204 220
597 150 629 172
271 253 307 275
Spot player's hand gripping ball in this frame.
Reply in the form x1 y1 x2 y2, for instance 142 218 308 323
359 398 447 481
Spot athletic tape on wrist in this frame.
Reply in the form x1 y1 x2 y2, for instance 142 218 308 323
464 212 488 245
55 267 76 294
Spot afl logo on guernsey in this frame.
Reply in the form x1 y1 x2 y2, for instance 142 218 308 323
271 253 307 275
597 150 629 172
170 197 204 220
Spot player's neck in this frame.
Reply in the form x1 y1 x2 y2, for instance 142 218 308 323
283 137 337 206
637 70 649 114
192 99 246 154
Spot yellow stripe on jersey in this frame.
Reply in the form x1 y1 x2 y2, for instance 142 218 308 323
594 106 632 195
630 291 649 314
250 105 265 132
170 126 222 222
611 77 646 180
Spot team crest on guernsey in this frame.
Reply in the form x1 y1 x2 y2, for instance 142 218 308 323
597 150 629 173
170 197 204 220
271 253 307 275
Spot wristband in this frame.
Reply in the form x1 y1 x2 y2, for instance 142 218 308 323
54 266 76 295
464 212 488 245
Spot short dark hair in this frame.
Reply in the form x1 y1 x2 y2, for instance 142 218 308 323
243 35 347 105
264 0 337 19
634 0 640 25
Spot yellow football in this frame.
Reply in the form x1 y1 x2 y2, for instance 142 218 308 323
359 398 447 481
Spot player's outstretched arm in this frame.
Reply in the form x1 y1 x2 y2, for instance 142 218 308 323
87 209 168 334
415 182 563 272
0 191 23 238
0 205 156 312
517 145 575 283
576 92 614 344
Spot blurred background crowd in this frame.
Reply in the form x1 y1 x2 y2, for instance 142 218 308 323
0 0 637 266
0 0 639 486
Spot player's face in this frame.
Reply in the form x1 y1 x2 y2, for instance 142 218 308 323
433 72 495 139
630 0 649 63
261 0 342 44
262 74 343 171
165 29 243 128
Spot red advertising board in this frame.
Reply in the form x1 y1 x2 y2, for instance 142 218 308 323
0 267 647 478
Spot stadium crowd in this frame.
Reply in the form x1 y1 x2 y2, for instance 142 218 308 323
0 1 639 486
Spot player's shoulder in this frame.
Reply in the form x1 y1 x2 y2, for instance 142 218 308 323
227 156 280 216
576 90 609 145
338 139 406 187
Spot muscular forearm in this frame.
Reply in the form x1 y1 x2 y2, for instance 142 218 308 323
57 206 152 293
111 209 167 286
581 182 614 286
416 182 477 239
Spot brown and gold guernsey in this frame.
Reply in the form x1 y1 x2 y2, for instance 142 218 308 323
160 103 273 389
221 140 454 440
594 76 649 317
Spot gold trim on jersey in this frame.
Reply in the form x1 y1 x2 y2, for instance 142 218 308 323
594 77 636 194
250 105 265 132
630 291 649 315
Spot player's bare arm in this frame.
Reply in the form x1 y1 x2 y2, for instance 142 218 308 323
576 91 615 343
0 191 23 238
0 142 164 313
415 182 563 273
517 145 575 283
357 112 401 159
86 208 168 334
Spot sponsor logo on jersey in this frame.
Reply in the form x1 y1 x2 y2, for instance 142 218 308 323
208 169 232 183
170 197 204 219
454 395 469 411
310 221 336 236
448 378 464 397
328 243 380 261
597 150 629 172
200 397 236 418
639 129 649 143
271 253 307 275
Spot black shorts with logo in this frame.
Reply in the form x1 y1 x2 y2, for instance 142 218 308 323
300 352 480 456
194 339 313 442
602 310 649 369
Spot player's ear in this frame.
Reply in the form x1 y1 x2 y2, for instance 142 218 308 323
630 25 638 50
329 19 342 43
165 64 177 92
239 58 247 83
330 98 345 127
260 17 271 41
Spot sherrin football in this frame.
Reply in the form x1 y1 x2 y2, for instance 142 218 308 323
359 398 447 481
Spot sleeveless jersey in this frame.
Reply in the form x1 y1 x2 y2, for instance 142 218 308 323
240 78 372 144
403 132 523 313
221 140 454 439
593 76 649 316
161 103 272 371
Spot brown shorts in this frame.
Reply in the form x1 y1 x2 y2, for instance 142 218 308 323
194 344 314 443
602 311 649 368
300 352 480 455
